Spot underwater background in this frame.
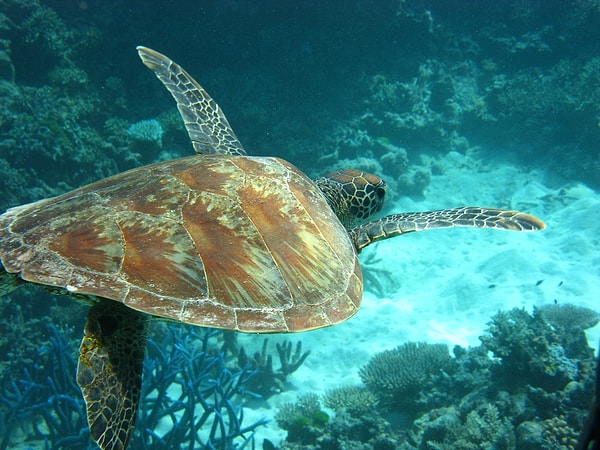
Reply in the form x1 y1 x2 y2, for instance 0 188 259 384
0 0 599 449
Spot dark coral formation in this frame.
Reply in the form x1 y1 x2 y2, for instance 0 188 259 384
276 393 330 445
481 306 597 391
238 338 311 398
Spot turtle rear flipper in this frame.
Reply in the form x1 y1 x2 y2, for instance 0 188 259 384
350 206 546 252
77 300 149 450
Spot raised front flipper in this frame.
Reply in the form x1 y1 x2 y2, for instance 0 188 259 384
136 46 246 156
349 206 545 252
77 300 149 450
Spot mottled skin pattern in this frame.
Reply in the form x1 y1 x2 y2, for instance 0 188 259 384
138 45 246 156
0 46 545 450
315 170 387 229
349 206 544 251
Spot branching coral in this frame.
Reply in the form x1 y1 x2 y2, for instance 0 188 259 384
136 324 268 449
127 119 164 147
0 323 89 450
20 3 72 60
323 385 378 418
237 338 310 398
0 292 54 380
0 322 268 450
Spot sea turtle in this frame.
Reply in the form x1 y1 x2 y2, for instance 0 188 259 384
0 46 545 450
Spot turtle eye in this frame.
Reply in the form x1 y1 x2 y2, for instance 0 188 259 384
361 179 386 218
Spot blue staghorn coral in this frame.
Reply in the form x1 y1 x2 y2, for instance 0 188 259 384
135 325 268 450
0 322 268 450
0 323 90 450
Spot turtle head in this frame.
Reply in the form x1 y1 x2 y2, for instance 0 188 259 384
315 169 387 229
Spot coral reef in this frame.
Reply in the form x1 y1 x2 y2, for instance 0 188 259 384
276 393 329 445
480 306 594 392
0 288 85 380
0 322 90 450
135 324 268 449
0 0 597 209
0 0 596 211
420 404 516 450
538 303 600 359
277 392 393 450
274 304 597 449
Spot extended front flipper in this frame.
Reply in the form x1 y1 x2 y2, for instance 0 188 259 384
77 299 149 450
349 206 545 252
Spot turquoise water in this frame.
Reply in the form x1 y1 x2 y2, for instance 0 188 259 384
0 1 599 449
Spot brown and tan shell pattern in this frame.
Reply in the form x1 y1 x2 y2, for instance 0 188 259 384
0 154 362 332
